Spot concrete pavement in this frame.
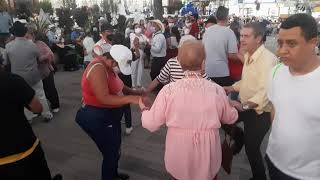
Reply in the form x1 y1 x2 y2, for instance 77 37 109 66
32 36 278 180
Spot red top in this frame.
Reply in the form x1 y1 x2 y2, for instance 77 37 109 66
81 58 124 108
228 45 243 81
189 22 200 38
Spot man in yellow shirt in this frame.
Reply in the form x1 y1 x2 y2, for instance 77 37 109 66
225 22 277 180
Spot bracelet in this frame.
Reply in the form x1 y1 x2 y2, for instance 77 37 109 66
242 104 250 110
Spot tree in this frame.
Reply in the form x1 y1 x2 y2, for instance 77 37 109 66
114 14 126 32
35 0 54 15
63 0 77 9
101 0 119 14
0 0 8 12
73 6 89 28
56 8 74 35
153 0 164 20
89 4 101 24
16 1 32 20
167 0 183 14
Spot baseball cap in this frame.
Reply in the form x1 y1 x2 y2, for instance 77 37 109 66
110 45 132 75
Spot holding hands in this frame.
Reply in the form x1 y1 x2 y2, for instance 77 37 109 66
139 96 152 111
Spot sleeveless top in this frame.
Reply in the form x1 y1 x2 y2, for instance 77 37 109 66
81 58 124 108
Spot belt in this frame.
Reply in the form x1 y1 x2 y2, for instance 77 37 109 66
0 139 40 165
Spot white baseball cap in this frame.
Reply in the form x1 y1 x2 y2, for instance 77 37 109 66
110 45 132 75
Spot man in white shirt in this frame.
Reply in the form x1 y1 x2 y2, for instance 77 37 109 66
95 23 113 54
82 31 95 68
267 13 320 180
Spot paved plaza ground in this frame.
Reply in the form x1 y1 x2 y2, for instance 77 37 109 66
32 36 278 180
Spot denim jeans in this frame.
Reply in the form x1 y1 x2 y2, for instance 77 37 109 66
75 105 123 180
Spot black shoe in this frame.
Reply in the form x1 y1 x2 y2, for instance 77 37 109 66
117 172 129 180
52 174 62 180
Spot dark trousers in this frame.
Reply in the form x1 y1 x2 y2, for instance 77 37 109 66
210 76 234 87
76 106 123 180
266 155 299 180
43 71 60 109
150 57 166 80
0 143 52 180
238 110 271 180
118 74 132 128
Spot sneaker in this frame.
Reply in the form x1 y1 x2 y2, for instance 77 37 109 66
52 174 62 180
52 108 60 113
43 113 54 123
125 127 133 135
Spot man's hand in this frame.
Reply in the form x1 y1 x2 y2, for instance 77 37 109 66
229 100 244 112
243 101 258 110
224 86 235 95
237 53 245 63
132 87 145 96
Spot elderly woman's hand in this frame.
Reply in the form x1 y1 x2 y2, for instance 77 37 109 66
229 100 244 112
139 96 152 111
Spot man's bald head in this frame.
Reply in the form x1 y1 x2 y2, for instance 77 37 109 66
178 40 205 71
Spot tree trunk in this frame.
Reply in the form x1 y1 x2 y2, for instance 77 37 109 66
153 0 163 20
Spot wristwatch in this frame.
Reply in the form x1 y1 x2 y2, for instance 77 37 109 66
242 104 250 111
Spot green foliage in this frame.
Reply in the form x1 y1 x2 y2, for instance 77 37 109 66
101 0 119 14
167 0 183 14
114 14 127 32
73 6 89 28
89 4 101 24
0 0 8 12
35 0 54 15
16 1 32 19
32 9 52 34
56 8 74 35
63 0 77 9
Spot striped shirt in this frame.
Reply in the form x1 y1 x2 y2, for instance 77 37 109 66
156 57 209 84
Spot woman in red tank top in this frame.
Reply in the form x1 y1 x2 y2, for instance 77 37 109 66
76 45 144 180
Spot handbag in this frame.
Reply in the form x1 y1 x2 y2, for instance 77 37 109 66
221 131 233 174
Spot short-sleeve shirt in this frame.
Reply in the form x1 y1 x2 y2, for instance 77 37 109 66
267 65 320 180
5 38 41 86
202 25 238 78
0 72 36 158
156 57 209 84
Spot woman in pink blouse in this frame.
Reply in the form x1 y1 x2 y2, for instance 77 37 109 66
139 40 239 180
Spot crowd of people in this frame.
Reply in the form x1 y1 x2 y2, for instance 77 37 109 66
1 5 320 180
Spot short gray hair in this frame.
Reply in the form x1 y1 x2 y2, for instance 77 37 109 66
243 22 266 42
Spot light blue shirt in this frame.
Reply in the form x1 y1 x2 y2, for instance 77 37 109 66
46 31 58 46
151 31 167 58
0 12 12 33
